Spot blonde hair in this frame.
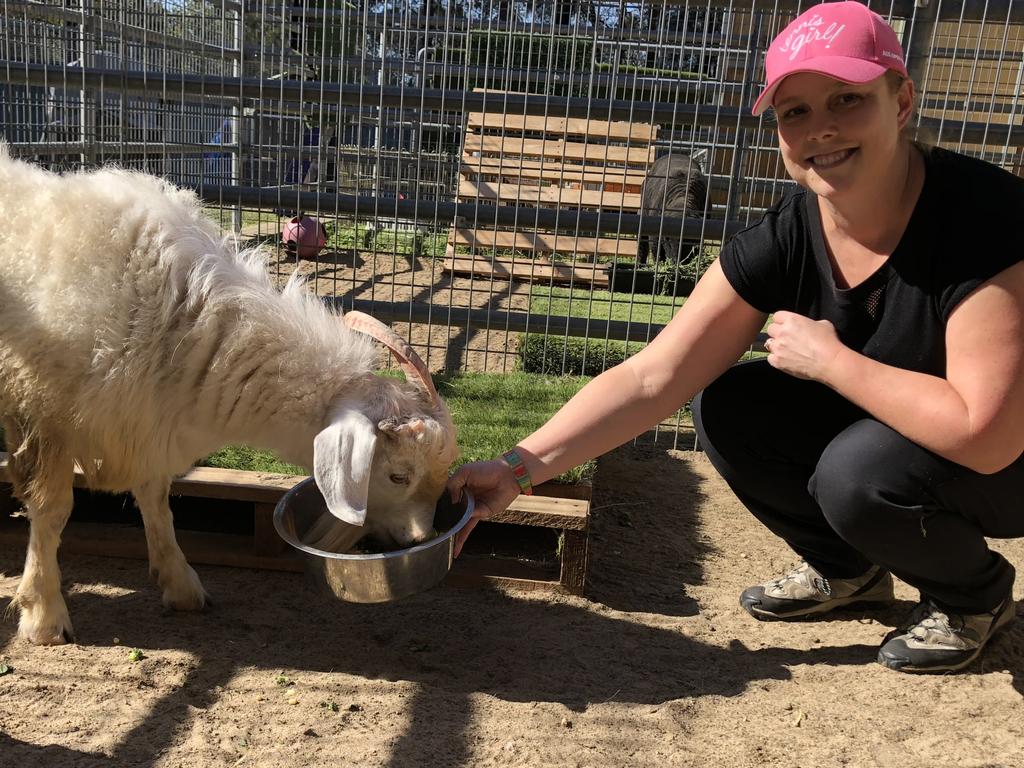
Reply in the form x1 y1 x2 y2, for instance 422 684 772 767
886 71 937 148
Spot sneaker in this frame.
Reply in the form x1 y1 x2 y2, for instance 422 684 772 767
740 561 895 620
877 594 1017 673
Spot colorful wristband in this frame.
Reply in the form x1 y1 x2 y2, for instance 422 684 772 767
501 449 534 496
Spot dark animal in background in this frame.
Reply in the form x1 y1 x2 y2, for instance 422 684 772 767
637 152 708 265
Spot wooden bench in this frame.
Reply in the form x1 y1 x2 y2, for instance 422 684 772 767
0 454 590 595
445 95 659 289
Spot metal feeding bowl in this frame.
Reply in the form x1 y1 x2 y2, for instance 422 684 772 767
273 477 474 603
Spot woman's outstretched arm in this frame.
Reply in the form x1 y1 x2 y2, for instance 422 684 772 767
448 261 767 553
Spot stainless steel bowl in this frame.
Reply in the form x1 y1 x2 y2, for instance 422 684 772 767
273 477 474 603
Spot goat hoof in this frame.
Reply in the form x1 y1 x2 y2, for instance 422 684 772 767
164 591 210 612
159 564 209 612
20 628 72 645
18 611 76 646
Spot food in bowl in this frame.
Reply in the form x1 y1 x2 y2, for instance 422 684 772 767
273 478 474 603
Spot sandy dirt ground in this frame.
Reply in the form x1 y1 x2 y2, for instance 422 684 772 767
1 443 1022 768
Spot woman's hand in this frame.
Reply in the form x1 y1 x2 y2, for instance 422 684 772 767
764 310 845 382
447 459 523 557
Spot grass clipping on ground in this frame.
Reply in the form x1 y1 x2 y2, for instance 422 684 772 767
201 370 594 486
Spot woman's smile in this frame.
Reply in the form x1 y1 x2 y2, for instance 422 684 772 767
808 147 858 169
772 71 914 200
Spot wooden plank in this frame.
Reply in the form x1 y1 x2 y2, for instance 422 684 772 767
464 134 656 167
171 467 306 503
0 454 588 528
533 480 592 501
445 254 610 288
467 112 658 144
445 569 569 595
0 453 305 504
490 494 589 530
559 529 589 595
459 179 642 210
444 553 566 594
450 227 639 258
254 500 289 556
462 154 648 188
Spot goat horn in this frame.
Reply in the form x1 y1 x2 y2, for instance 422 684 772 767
343 311 440 407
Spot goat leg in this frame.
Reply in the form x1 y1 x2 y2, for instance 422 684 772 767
134 478 209 611
12 450 76 645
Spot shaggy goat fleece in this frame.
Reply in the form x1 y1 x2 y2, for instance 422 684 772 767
0 146 458 644
0 145 454 489
1 149 333 484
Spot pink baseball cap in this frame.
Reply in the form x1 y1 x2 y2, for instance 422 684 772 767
752 1 908 116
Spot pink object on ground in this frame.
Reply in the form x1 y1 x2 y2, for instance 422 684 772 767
282 214 327 258
752 1 908 116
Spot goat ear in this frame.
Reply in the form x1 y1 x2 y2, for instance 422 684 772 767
313 406 378 526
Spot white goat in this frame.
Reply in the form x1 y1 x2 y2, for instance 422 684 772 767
0 146 458 645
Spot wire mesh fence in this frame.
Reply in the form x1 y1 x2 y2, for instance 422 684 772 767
3 0 1024 443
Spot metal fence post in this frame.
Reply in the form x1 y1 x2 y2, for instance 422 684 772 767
77 0 95 168
231 5 243 232
903 0 939 104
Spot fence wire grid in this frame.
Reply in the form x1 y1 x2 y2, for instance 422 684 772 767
3 0 1024 443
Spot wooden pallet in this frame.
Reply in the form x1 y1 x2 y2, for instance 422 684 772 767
458 179 643 210
444 92 657 288
0 454 590 595
445 254 610 289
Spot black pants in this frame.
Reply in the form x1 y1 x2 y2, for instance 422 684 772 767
692 360 1024 614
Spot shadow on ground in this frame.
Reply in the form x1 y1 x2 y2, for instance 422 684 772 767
1 441 1022 766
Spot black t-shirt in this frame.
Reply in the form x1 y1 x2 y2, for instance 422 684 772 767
720 146 1024 377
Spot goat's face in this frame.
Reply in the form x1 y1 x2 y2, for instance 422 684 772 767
310 310 459 551
312 393 458 549
363 411 457 546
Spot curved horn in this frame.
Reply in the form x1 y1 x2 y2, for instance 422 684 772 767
343 311 440 407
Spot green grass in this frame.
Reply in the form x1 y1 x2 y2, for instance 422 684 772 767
528 285 685 325
421 232 450 260
201 445 306 475
363 228 414 253
327 222 367 251
203 370 593 486
335 227 450 259
437 370 593 484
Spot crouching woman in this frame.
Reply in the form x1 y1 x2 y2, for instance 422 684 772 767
449 0 1024 673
